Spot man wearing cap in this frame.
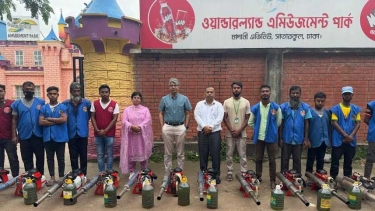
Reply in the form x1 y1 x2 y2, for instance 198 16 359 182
330 86 361 180
223 81 250 182
159 78 192 174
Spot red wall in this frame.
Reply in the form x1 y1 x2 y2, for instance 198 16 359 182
133 53 375 143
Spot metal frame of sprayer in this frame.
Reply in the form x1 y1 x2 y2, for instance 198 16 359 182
280 169 306 196
14 169 46 196
132 168 158 195
351 172 375 190
197 168 218 202
94 170 120 196
276 171 310 206
305 170 349 204
238 170 260 198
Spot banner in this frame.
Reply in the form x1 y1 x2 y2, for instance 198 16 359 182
140 0 375 49
6 16 40 41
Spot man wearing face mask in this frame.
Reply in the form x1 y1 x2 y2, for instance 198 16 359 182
62 82 91 176
279 86 312 174
11 81 45 175
223 82 250 182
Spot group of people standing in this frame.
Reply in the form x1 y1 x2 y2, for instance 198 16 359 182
157 78 374 189
1 78 375 190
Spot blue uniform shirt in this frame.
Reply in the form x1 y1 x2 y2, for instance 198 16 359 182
280 102 312 145
62 99 91 139
11 98 45 140
40 103 69 142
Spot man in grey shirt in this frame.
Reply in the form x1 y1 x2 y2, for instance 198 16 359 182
159 78 192 174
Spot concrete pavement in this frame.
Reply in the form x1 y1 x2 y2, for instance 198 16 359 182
0 147 374 210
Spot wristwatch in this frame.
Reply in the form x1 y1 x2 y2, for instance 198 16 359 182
185 125 189 129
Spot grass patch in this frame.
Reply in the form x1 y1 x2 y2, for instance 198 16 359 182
354 146 367 161
149 140 241 163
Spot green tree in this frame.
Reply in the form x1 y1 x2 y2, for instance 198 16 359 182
0 0 54 25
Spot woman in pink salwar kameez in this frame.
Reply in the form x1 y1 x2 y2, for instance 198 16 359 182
120 92 153 177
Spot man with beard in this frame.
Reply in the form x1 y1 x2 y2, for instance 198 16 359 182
159 78 192 175
194 86 224 184
11 81 45 175
91 84 119 172
279 86 312 174
0 84 19 178
39 86 68 186
306 92 331 175
330 86 361 180
62 82 91 176
248 85 282 189
223 82 250 182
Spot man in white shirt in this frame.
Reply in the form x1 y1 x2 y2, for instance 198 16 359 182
194 86 224 184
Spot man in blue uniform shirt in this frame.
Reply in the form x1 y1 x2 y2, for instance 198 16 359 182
39 86 68 186
279 86 312 174
330 86 361 180
11 81 45 175
306 92 331 175
63 82 91 175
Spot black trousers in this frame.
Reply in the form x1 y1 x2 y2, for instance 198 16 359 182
306 142 327 173
330 143 356 179
281 143 302 174
44 141 66 177
198 131 221 176
0 139 20 177
20 135 44 175
68 137 88 175
255 141 277 181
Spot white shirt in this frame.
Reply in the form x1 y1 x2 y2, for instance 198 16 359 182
194 100 224 133
90 100 120 114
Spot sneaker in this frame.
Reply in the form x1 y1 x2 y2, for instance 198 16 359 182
226 174 233 181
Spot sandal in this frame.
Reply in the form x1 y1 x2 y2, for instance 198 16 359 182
226 174 233 181
46 179 56 187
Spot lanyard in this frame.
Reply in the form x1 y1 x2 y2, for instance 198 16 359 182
232 98 241 118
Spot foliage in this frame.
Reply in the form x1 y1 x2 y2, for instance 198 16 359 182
0 0 54 25
149 152 164 163
149 139 241 163
353 146 367 161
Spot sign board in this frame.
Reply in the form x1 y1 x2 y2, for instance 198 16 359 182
6 16 40 41
140 0 375 49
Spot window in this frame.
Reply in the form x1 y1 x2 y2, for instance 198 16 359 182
15 50 24 66
34 50 42 66
16 86 41 99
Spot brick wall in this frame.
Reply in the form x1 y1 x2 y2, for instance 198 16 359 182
133 53 266 141
283 53 375 142
133 52 375 143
